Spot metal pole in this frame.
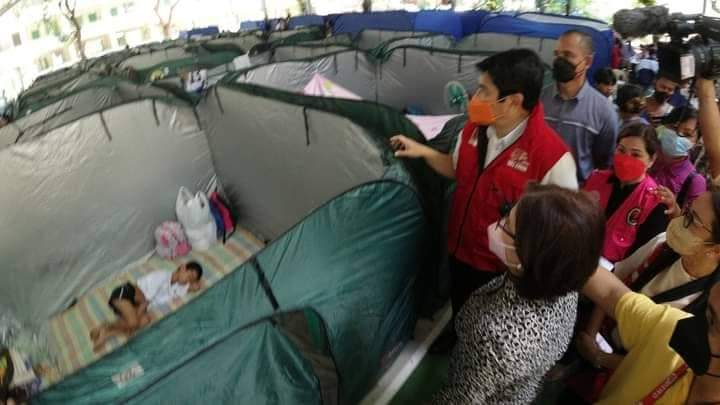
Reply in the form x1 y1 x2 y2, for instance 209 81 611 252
305 0 313 14
261 0 268 19
703 0 707 15
565 0 571 16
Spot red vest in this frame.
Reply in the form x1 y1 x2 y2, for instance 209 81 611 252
447 103 569 272
583 170 660 263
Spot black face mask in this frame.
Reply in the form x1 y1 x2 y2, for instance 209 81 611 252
669 315 720 377
653 90 671 103
552 57 578 83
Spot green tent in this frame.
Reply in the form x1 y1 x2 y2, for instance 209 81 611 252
3 80 429 404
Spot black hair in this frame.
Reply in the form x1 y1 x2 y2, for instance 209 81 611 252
560 29 594 55
618 123 660 158
514 184 605 300
475 48 545 111
662 106 699 126
593 67 617 86
185 261 203 280
616 84 645 113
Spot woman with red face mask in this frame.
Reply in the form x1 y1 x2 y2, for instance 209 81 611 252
583 124 670 263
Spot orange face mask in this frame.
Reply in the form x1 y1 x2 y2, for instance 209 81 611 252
467 96 505 126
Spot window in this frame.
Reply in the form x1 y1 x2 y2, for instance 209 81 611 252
88 12 98 22
31 30 41 40
110 7 118 16
122 2 135 13
11 33 21 46
116 35 127 47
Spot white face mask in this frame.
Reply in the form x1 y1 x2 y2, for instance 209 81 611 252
487 222 521 270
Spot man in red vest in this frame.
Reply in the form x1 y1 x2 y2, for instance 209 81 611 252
391 49 578 350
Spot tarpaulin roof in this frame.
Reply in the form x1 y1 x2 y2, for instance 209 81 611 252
414 10 489 40
179 26 219 39
478 13 612 81
289 14 325 29
330 11 416 35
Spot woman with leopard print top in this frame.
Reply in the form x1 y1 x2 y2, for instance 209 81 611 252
432 184 605 404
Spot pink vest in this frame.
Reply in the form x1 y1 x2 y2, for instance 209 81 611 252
584 170 660 262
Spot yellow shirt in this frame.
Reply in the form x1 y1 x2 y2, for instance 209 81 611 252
597 293 694 405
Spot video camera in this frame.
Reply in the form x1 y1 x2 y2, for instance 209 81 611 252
613 6 720 82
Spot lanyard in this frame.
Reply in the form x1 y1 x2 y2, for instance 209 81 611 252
638 363 689 405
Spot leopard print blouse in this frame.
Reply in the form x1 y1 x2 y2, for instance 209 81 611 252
432 275 578 404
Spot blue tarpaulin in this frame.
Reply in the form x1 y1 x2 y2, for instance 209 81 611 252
414 10 489 40
479 13 612 79
331 11 416 35
179 26 219 39
289 15 325 29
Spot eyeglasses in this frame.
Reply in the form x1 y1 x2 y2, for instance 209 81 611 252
496 216 516 240
683 208 713 234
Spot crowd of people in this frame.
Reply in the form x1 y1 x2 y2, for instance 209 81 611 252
392 30 720 404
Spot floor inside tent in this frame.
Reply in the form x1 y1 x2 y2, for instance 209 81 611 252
43 228 264 388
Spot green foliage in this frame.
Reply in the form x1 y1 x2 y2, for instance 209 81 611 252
635 0 656 6
474 0 503 11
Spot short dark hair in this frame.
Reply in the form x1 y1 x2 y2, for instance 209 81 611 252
560 29 594 55
616 84 645 112
593 68 617 86
475 48 545 111
618 123 660 157
514 184 605 300
186 261 203 280
662 106 698 126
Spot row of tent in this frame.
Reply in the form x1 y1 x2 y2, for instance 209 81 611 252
1 9 612 404
242 9 613 76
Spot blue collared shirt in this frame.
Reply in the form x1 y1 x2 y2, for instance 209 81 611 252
541 81 619 181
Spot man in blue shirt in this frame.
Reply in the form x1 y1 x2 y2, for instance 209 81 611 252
542 30 619 183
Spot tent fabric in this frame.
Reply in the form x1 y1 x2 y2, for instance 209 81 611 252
478 13 612 79
36 178 423 404
0 79 179 147
289 15 325 29
355 29 431 51
0 99 215 327
270 45 354 63
200 85 388 240
413 10 490 40
234 47 494 115
456 32 558 67
330 11 417 35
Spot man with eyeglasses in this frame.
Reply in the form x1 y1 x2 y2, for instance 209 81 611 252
651 106 706 211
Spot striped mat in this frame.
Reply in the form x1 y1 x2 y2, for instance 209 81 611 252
47 228 264 382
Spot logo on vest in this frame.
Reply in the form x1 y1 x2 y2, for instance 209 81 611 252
626 207 641 226
507 149 529 172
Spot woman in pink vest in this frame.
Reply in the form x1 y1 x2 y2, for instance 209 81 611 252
584 124 668 263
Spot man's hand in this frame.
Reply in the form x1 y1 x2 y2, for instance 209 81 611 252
696 77 717 101
390 135 431 159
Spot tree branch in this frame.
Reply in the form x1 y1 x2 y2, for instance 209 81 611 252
0 0 23 18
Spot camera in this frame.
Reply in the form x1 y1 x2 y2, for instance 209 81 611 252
613 6 720 82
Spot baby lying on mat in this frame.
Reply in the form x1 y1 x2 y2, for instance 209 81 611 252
90 262 204 352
